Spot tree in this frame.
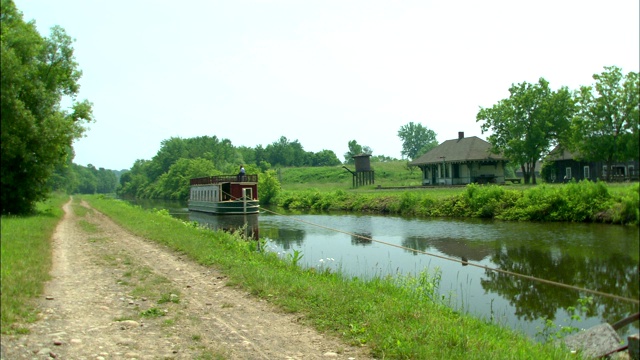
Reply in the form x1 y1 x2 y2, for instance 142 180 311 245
258 169 281 205
570 66 639 180
117 159 152 198
1 0 93 214
311 149 341 166
476 78 575 184
265 136 295 167
343 140 372 164
150 158 217 200
397 122 438 160
94 166 117 194
74 164 98 194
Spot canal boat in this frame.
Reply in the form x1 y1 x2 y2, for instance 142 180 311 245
188 174 259 215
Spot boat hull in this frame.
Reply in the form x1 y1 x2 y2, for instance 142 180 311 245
188 200 259 215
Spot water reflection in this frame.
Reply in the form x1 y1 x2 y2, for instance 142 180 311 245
268 227 306 250
351 232 373 246
482 245 639 325
258 213 639 340
188 211 260 240
125 199 639 340
402 236 493 262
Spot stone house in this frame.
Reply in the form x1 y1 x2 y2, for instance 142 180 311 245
409 132 508 185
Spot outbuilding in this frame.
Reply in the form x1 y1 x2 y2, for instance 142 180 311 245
409 132 508 185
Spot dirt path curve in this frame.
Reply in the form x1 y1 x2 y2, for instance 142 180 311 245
1 199 372 360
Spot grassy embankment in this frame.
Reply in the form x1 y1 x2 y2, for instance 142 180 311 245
79 195 576 359
0 193 67 334
2 162 635 357
274 161 639 225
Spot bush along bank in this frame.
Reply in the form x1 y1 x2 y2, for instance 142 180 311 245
274 181 639 225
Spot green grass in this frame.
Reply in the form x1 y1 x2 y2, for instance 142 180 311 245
278 161 423 190
82 195 580 359
273 164 639 225
0 193 68 334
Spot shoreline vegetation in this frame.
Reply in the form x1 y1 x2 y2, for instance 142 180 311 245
2 195 584 359
273 164 639 226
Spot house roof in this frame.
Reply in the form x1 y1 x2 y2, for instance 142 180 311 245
409 136 506 166
546 145 577 161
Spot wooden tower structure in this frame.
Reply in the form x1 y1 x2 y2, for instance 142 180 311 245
343 153 375 188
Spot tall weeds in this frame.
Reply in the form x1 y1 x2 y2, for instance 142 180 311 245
275 182 638 225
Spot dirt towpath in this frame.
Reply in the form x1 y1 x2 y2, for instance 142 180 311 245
1 200 372 360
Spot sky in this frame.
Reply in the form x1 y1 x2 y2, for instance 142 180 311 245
14 0 640 171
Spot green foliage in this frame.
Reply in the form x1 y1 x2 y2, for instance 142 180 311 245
395 267 443 303
258 169 281 205
1 1 93 214
275 167 637 225
116 135 340 200
140 307 165 318
609 183 639 225
477 78 575 184
343 139 372 164
536 297 593 342
570 66 640 177
1 194 67 333
397 122 438 160
263 136 341 167
286 249 304 267
146 158 217 200
560 181 610 222
64 164 118 195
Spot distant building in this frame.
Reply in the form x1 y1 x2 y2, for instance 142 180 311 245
409 132 508 185
544 146 639 182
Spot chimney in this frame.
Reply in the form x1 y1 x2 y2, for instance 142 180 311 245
458 131 464 139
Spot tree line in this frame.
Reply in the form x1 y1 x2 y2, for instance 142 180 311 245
477 66 639 184
115 135 404 200
3 0 637 212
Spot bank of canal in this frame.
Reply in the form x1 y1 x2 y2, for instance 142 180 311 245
130 199 640 343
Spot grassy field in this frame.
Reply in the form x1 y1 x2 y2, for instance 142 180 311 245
0 194 67 334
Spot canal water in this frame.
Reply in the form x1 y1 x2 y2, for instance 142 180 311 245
128 199 639 342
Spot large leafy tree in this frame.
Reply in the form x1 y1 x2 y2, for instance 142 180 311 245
264 136 311 167
150 158 218 200
343 140 372 164
570 66 639 180
476 78 575 184
397 122 438 160
1 0 93 214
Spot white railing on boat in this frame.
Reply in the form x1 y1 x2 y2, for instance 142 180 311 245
190 174 258 185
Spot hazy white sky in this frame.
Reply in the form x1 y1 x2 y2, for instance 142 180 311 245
14 0 640 170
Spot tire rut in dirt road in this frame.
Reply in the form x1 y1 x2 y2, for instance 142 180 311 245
1 200 372 360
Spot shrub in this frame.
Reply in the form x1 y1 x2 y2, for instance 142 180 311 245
462 184 506 218
259 170 281 205
557 181 610 222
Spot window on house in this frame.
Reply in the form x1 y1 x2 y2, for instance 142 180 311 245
602 165 607 176
583 166 590 180
629 165 635 176
565 167 572 180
